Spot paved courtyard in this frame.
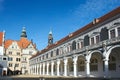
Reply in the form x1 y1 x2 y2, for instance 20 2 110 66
0 75 120 80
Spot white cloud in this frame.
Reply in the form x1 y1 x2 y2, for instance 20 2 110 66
73 0 120 26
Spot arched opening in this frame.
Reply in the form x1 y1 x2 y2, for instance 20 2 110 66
77 56 85 77
49 64 51 74
68 58 73 76
106 47 120 77
90 57 98 71
90 51 103 77
54 62 57 75
59 60 64 75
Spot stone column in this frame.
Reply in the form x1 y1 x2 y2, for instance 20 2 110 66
43 63 45 75
39 64 42 75
47 62 49 75
103 59 109 78
51 61 54 76
57 59 60 76
85 60 90 77
73 56 78 77
35 65 36 75
64 58 68 76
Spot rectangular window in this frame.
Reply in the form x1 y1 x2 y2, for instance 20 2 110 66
117 27 120 36
110 29 115 38
8 57 13 61
80 42 84 48
9 63 12 67
3 57 6 61
17 52 20 55
9 51 12 55
96 35 100 43
91 37 94 45
15 64 19 67
51 51 53 57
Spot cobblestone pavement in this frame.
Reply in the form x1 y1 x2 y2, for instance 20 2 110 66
0 75 120 80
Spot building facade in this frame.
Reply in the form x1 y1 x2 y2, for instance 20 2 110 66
5 28 37 75
0 31 8 76
30 7 120 78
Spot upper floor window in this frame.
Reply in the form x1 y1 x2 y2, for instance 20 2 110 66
117 27 120 36
51 51 53 57
110 29 115 38
9 63 12 67
9 51 12 55
22 57 26 61
15 64 19 67
91 37 94 45
8 57 13 61
29 51 33 55
16 58 20 62
17 52 20 55
80 41 84 48
72 41 76 50
56 49 59 55
96 35 100 43
3 57 6 61
46 53 48 58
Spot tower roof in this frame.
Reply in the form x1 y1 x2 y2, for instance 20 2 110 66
20 27 27 38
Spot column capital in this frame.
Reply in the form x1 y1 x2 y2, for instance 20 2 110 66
57 59 60 64
73 55 78 62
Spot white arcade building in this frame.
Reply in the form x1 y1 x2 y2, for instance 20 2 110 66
30 7 120 78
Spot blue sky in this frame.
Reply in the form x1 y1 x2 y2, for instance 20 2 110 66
0 0 120 50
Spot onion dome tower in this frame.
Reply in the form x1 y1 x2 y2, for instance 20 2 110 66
20 27 27 38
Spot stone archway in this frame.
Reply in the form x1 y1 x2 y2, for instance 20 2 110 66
89 52 103 77
67 58 73 76
77 55 86 77
59 60 64 76
106 46 120 77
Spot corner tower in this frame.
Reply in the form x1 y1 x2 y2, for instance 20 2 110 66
20 27 27 38
48 30 53 46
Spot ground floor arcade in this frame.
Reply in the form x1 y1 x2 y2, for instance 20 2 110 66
30 45 120 78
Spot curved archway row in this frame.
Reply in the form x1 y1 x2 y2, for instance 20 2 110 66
30 45 120 78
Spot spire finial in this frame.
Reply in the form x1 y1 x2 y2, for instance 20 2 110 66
48 27 53 46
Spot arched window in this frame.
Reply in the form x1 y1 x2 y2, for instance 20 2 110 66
72 41 76 50
109 56 116 71
90 58 98 71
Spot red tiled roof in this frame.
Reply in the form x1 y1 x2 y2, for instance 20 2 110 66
4 40 13 49
5 38 35 49
0 32 3 46
17 38 31 49
30 7 120 59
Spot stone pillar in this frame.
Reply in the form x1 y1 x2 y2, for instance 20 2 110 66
85 60 90 77
47 62 49 75
39 64 42 75
51 61 54 76
35 65 36 75
43 63 45 75
73 56 78 77
103 59 109 78
57 59 60 76
64 58 68 76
